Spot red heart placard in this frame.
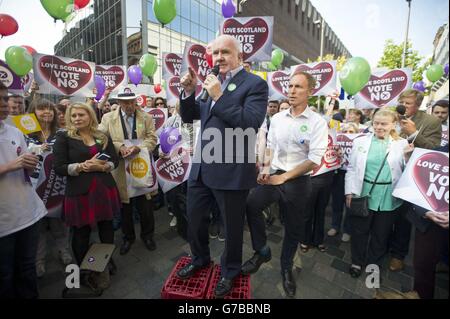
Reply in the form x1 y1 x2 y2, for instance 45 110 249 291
164 53 182 77
187 44 211 83
270 71 291 97
156 147 190 183
359 70 408 107
95 65 125 90
148 108 166 132
293 62 334 95
412 152 449 212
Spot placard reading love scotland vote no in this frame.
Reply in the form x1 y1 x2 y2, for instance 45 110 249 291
220 16 274 63
336 133 368 170
33 54 96 97
145 107 168 137
180 42 211 99
291 61 337 96
155 146 192 193
393 148 449 213
32 152 66 218
312 131 341 176
95 65 127 92
162 53 183 79
267 69 291 101
354 68 413 109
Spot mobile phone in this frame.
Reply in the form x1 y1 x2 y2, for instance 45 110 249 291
96 153 111 161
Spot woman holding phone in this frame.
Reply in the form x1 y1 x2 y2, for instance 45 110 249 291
53 103 120 291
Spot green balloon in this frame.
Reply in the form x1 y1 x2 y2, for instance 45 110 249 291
139 54 158 77
339 57 371 95
266 62 277 71
271 49 284 67
426 64 444 82
40 0 74 21
153 0 177 26
5 46 33 77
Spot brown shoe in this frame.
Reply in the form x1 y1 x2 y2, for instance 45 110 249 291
389 257 404 272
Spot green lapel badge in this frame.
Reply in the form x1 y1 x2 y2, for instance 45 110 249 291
300 125 308 133
228 83 237 92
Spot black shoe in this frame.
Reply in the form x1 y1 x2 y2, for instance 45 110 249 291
119 240 133 255
281 269 296 297
349 265 362 278
177 263 207 279
143 238 156 251
241 249 272 275
215 277 233 298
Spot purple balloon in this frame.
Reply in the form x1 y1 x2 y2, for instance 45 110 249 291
94 75 106 101
413 81 426 92
222 0 236 18
128 65 143 86
445 63 449 76
160 127 181 154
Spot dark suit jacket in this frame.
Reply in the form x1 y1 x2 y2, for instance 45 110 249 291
180 69 268 190
404 111 442 150
53 130 119 196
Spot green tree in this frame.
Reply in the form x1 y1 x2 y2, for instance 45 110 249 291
377 39 424 82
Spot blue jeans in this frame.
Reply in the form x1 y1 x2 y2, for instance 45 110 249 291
331 170 351 234
0 222 40 299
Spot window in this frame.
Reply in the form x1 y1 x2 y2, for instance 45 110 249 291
200 26 207 43
191 1 199 24
181 0 190 19
208 8 215 31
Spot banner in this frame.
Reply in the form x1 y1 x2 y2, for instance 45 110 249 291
291 61 337 96
336 133 368 170
0 60 25 94
354 68 413 109
312 131 341 176
393 148 448 213
162 53 182 78
267 70 291 100
31 152 66 218
95 65 127 91
33 54 96 97
145 107 168 136
441 125 448 147
165 75 183 106
155 146 192 193
220 16 274 62
12 113 42 135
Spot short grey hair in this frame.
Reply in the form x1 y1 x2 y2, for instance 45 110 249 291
213 34 243 54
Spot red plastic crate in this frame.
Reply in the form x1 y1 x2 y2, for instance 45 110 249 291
161 256 214 299
205 265 251 299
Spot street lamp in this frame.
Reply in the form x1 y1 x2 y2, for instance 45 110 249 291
402 0 412 68
314 18 325 60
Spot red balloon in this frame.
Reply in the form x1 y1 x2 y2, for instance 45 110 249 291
22 45 37 56
74 0 90 9
0 14 19 37
154 84 162 94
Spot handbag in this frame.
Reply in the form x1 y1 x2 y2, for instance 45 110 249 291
125 147 153 188
349 151 390 217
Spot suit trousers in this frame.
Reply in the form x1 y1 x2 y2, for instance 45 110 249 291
389 202 412 260
331 169 351 234
413 223 449 299
246 174 311 271
350 209 397 267
121 195 155 242
304 171 334 246
187 177 249 280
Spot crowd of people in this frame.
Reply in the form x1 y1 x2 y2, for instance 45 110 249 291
0 35 448 300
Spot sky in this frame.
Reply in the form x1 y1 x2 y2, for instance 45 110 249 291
310 0 449 66
0 0 448 68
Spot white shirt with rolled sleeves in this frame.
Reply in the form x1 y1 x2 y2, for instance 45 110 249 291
267 107 328 174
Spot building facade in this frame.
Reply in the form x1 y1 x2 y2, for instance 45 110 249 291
430 22 449 101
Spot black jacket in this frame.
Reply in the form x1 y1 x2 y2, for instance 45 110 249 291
53 130 119 196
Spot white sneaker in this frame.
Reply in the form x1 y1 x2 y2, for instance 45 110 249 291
169 216 177 227
341 233 351 242
36 263 46 278
327 228 338 237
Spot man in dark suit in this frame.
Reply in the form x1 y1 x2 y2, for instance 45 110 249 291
389 89 443 272
176 35 268 298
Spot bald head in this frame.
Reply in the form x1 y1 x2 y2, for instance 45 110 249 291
212 35 243 75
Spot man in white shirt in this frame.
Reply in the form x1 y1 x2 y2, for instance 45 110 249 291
0 82 47 298
241 71 328 297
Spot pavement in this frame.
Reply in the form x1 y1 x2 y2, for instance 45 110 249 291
38 203 449 299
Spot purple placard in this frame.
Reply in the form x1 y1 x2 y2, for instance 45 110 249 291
0 60 24 94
